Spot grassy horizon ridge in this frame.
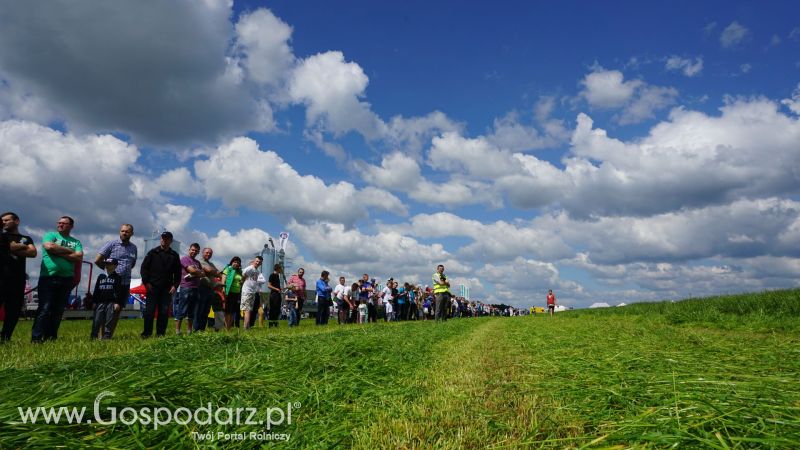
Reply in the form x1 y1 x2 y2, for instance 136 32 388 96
565 288 800 332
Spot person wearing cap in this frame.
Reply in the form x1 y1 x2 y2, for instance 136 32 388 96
94 223 138 337
90 258 124 339
139 231 181 337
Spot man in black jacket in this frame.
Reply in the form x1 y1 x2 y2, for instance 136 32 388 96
139 231 181 337
0 212 37 342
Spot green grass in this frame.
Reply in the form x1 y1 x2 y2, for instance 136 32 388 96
1 291 798 448
566 289 800 332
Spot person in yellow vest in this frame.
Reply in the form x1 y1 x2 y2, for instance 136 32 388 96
432 264 450 323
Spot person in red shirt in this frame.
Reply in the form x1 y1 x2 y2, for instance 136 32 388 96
547 289 556 316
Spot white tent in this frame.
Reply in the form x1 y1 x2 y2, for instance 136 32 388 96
589 302 611 308
616 302 627 307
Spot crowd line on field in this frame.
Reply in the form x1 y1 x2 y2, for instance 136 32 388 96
2 215 546 344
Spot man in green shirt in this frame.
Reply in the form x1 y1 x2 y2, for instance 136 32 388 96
32 216 83 343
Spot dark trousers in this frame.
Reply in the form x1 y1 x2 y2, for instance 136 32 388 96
350 305 358 323
143 285 172 337
367 303 377 323
297 298 305 324
315 297 330 325
91 303 116 339
0 280 25 341
337 300 349 324
435 293 449 321
32 276 72 342
399 302 409 321
248 295 261 328
107 285 129 337
194 285 213 331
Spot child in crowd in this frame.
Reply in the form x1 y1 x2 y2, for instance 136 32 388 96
358 299 368 324
384 296 394 322
91 258 124 340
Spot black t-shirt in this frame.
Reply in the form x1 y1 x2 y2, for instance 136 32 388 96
268 272 281 293
0 232 33 282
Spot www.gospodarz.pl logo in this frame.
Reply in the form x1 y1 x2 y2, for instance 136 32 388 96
17 391 298 431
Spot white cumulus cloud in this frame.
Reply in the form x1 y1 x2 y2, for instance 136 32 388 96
720 21 750 48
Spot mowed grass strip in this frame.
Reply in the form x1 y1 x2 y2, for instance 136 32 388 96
514 315 800 448
0 319 487 448
352 318 585 449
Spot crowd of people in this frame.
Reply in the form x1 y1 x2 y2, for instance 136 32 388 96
1 213 553 344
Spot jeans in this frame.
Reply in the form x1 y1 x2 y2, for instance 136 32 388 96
143 285 172 337
287 302 298 326
32 276 72 342
193 285 213 331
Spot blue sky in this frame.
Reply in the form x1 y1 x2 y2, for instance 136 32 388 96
1 1 799 307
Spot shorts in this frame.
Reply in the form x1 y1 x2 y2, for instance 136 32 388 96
241 292 257 312
175 287 198 321
548 304 555 310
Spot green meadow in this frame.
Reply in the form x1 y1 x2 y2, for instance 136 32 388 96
1 289 798 448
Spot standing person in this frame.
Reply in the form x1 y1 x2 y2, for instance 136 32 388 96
432 264 450 323
397 283 409 321
140 231 181 338
368 277 378 323
32 216 83 343
357 299 368 324
359 274 375 323
333 276 351 325
176 243 203 335
315 271 332 325
0 212 36 342
547 289 556 316
240 256 263 330
381 279 394 322
285 268 306 326
94 223 137 338
266 264 283 328
195 247 220 332
90 258 123 340
384 285 395 322
220 257 243 330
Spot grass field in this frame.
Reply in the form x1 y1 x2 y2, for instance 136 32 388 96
1 289 798 448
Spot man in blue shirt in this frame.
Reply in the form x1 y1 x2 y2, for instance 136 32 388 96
315 270 332 325
95 223 137 337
